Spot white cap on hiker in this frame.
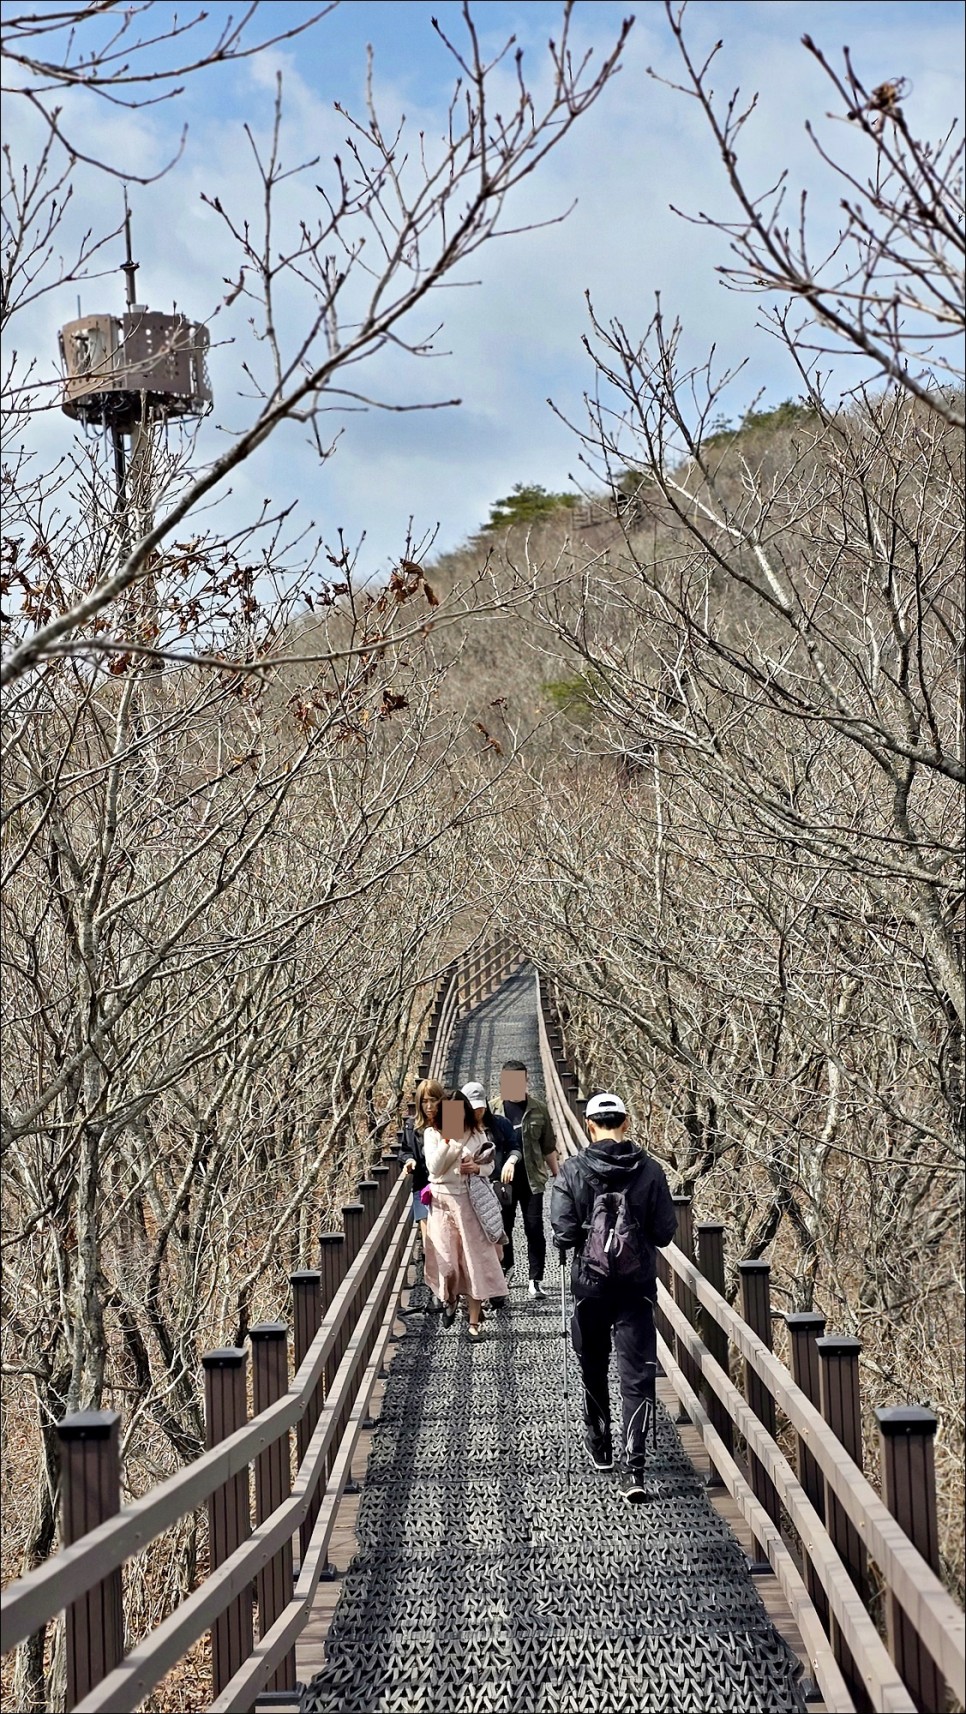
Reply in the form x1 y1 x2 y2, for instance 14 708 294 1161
585 1092 627 1120
461 1081 487 1108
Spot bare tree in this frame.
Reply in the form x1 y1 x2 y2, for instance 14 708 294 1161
1 0 633 687
654 0 965 426
486 10 964 1596
1 8 635 1704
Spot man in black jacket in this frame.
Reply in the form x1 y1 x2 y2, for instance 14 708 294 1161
550 1092 677 1503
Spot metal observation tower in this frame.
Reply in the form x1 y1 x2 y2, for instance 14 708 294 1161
58 203 212 545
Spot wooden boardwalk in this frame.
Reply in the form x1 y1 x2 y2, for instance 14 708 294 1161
291 975 815 1713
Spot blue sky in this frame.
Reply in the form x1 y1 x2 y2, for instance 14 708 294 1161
8 0 965 582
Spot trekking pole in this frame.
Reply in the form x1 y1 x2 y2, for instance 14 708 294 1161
559 1250 571 1491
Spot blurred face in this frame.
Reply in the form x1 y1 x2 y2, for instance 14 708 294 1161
422 1093 440 1124
472 1103 486 1124
501 1068 527 1102
441 1099 466 1139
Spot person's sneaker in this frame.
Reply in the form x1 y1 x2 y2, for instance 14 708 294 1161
490 1295 509 1311
583 1426 613 1471
527 1280 545 1299
620 1466 654 1504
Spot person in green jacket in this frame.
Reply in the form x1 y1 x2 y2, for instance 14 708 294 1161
493 1059 558 1298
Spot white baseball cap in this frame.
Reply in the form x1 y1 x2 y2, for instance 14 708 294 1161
585 1092 627 1121
461 1081 487 1108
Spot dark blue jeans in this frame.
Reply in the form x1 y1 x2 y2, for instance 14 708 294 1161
502 1174 546 1281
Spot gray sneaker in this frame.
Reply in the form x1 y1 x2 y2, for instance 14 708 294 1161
527 1280 545 1300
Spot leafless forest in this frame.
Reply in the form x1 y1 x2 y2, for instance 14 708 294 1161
1 4 963 1710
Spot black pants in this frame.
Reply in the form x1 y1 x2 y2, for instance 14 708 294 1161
571 1286 657 1469
502 1174 546 1281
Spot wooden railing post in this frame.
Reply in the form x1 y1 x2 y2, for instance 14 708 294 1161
202 1348 252 1697
817 1336 868 1596
818 1335 868 1705
249 1322 295 1693
785 1311 829 1627
671 1195 699 1423
290 1270 322 1561
371 1163 391 1205
320 1233 347 1319
57 1411 123 1710
317 1236 346 1580
342 1201 366 1269
655 1248 672 1365
738 1260 780 1566
876 1407 943 1714
696 1223 733 1458
358 1178 380 1229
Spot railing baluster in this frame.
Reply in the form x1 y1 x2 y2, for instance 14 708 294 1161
695 1223 733 1460
785 1311 829 1629
655 1249 672 1364
738 1260 780 1568
202 1348 252 1698
818 1335 869 1708
290 1270 322 1562
58 1411 123 1710
672 1195 699 1425
317 1235 347 1579
342 1202 366 1271
249 1322 295 1693
876 1407 943 1714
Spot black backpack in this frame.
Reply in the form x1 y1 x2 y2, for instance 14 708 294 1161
581 1167 647 1281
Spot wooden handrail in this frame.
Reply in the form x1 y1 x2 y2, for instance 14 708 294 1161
658 1290 916 1712
656 1330 856 1714
534 971 966 1711
428 968 459 1081
535 972 583 1156
1 1178 408 1655
661 1246 966 1704
456 935 527 1018
207 1213 414 1712
2 953 491 1707
69 1201 414 1714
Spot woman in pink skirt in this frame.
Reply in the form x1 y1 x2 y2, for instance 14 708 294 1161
423 1089 506 1339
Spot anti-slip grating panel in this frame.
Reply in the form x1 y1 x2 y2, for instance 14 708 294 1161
300 970 807 1714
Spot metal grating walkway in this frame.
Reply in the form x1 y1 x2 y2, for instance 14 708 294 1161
300 970 807 1713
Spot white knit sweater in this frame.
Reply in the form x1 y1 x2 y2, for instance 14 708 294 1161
423 1128 495 1192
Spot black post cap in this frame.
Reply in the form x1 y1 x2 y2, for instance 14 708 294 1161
58 1410 121 1439
201 1347 247 1367
876 1406 938 1436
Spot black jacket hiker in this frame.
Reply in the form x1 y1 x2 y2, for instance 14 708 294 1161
550 1139 677 1476
551 1139 677 1298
